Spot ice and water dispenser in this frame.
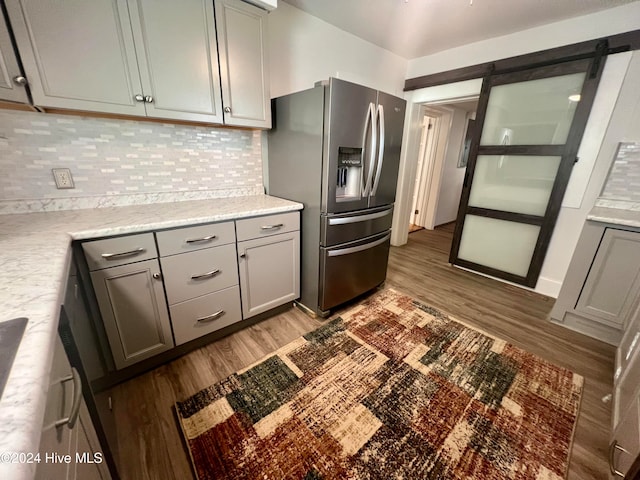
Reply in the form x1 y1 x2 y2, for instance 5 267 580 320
336 147 363 200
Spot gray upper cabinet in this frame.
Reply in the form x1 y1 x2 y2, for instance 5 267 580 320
4 0 269 126
215 0 271 128
0 7 29 103
127 0 223 123
4 0 146 115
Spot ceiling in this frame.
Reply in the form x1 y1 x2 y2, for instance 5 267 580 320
282 0 638 59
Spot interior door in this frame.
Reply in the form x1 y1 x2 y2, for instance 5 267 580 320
449 56 605 287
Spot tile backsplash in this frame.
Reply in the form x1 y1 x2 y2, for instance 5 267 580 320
0 110 264 213
600 142 640 202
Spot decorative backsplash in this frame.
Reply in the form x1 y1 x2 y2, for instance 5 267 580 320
600 142 640 202
0 110 264 213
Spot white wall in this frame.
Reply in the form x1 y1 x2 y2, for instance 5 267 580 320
392 79 483 247
406 2 640 79
267 2 407 98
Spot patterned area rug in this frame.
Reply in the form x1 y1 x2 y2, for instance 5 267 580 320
176 289 583 480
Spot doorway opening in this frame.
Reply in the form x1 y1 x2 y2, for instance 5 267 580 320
407 98 478 241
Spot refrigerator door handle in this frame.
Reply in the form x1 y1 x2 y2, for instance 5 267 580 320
328 208 392 225
371 104 385 196
327 232 390 257
362 103 377 197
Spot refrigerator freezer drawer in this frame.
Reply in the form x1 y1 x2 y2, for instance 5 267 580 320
319 231 391 311
321 205 393 247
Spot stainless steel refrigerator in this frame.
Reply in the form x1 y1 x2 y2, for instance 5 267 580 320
268 78 406 316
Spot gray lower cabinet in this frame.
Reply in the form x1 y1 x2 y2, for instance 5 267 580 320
89 258 174 370
37 336 110 480
551 222 640 345
576 228 640 328
81 213 300 370
238 230 300 319
610 300 640 478
158 221 243 345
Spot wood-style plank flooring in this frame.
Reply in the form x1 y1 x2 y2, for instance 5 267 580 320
104 224 614 479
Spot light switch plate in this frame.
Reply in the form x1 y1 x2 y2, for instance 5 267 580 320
52 168 74 189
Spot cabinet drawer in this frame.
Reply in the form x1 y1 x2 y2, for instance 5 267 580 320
160 244 239 305
236 211 299 242
170 286 242 345
156 221 236 257
82 233 157 271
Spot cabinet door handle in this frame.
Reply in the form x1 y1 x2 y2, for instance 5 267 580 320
134 94 144 102
190 269 220 280
224 106 231 113
101 247 145 259
196 309 225 323
185 235 217 244
55 367 82 429
609 441 628 477
260 223 284 231
13 75 27 86
144 95 154 103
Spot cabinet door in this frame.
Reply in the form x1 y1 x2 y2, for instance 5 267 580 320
610 398 640 479
215 0 271 128
4 0 146 115
238 231 299 319
36 336 74 480
127 0 224 123
0 8 29 103
90 259 174 370
70 402 111 480
576 229 640 329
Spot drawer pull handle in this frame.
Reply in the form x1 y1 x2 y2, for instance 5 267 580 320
261 223 284 231
609 441 628 477
185 235 217 244
55 367 83 430
197 309 225 323
101 247 145 259
190 269 221 280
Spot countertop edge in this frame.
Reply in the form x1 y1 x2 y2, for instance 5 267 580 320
0 195 303 480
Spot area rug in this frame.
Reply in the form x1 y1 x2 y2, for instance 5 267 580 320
175 289 583 480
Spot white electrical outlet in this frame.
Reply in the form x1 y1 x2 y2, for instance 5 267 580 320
52 168 75 189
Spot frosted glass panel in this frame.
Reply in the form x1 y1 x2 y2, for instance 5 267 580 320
480 73 585 145
457 215 540 277
468 155 561 216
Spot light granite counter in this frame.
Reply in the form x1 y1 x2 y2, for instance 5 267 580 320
587 198 640 229
0 195 302 480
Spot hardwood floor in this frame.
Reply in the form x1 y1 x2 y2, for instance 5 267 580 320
104 224 614 480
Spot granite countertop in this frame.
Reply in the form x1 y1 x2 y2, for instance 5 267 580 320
587 198 640 229
0 194 302 480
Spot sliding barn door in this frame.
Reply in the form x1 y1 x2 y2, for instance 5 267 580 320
449 56 605 287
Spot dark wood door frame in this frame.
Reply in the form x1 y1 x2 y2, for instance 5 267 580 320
404 29 639 91
448 54 606 287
